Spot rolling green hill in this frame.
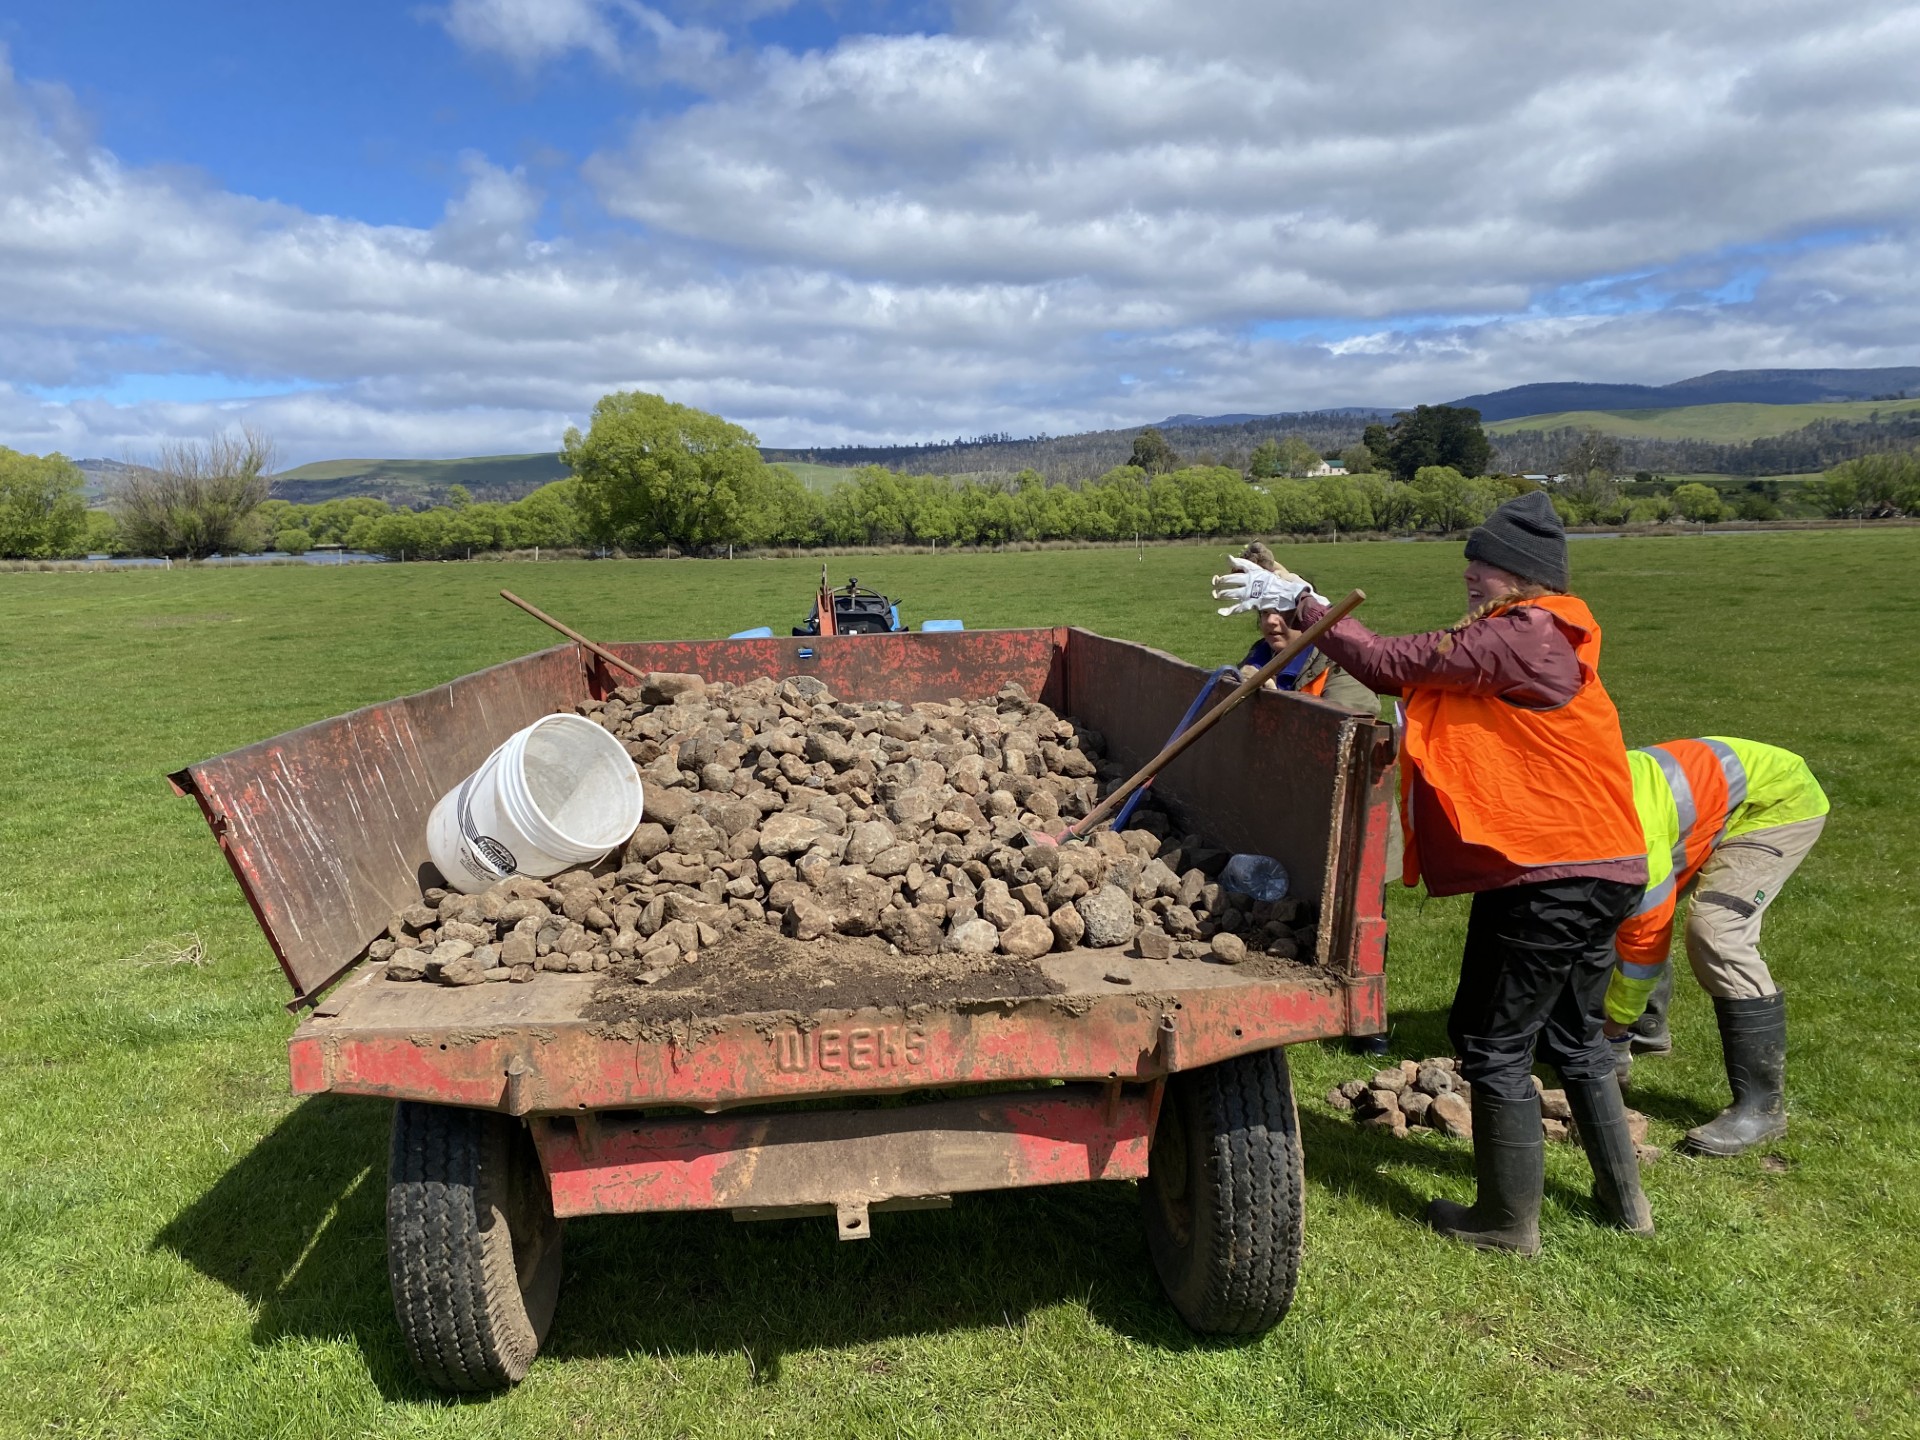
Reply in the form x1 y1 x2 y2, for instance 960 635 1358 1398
270 453 570 505
1489 397 1920 442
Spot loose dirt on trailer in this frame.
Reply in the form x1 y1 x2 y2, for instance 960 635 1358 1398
582 929 1062 1034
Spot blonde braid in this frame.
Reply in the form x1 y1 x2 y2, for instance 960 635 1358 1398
1435 583 1562 654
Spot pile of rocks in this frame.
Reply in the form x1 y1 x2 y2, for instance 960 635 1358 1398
377 671 1317 987
1326 1057 1653 1154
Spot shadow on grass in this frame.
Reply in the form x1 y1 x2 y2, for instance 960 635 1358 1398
153 1094 1252 1400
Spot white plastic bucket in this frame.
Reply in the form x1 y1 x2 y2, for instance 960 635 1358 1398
426 714 644 893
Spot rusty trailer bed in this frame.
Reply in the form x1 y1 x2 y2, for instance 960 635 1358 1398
173 623 1397 1384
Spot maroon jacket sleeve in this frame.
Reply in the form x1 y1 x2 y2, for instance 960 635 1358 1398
1293 597 1582 707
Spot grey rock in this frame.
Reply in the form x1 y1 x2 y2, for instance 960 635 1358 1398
1075 885 1138 948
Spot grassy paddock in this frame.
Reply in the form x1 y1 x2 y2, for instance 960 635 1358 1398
1487 396 1920 442
3 533 1917 1438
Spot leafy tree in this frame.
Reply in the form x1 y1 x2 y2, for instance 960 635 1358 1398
1362 422 1394 461
1314 475 1372 532
83 509 126 556
1627 497 1673 524
1409 465 1499 531
1380 406 1492 481
1248 440 1284 479
0 447 88 558
1670 482 1726 524
1823 452 1920 516
1267 480 1324 534
275 527 314 555
109 429 275 558
1276 436 1321 478
1128 427 1180 475
505 479 589 549
1339 442 1376 475
445 484 474 509
564 391 773 551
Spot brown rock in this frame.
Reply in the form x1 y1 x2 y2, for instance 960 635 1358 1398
624 822 671 861
1542 1117 1572 1143
1540 1088 1574 1122
640 672 705 705
1370 1067 1409 1095
1429 1091 1473 1139
1209 932 1247 965
440 954 488 986
879 908 944 956
786 897 833 941
1401 1091 1433 1127
946 917 1000 955
999 915 1055 960
1134 926 1175 960
1048 903 1086 949
1364 1088 1403 1119
759 812 828 856
980 880 1024 931
1325 1087 1353 1111
386 955 427 982
644 786 697 827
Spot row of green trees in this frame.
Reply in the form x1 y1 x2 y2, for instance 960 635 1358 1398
5 395 1919 560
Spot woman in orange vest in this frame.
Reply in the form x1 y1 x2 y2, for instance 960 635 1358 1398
1215 493 1650 1253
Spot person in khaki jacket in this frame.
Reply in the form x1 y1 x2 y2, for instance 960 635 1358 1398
1232 543 1377 713
1605 736 1829 1155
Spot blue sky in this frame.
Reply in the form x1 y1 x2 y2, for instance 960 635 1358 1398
2 0 1917 462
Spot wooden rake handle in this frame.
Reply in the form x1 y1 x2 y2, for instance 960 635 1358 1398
1059 587 1367 841
500 590 647 682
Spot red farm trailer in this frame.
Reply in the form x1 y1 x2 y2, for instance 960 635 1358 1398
172 626 1396 1392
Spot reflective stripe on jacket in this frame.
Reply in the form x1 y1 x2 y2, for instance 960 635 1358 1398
1397 593 1645 891
1605 737 1830 1023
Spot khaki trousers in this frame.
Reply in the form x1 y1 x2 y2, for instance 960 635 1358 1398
1683 816 1826 1000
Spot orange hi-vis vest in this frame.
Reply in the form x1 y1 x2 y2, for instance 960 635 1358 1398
1397 593 1644 888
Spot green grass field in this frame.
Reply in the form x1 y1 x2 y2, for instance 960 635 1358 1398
4 534 1918 1438
1490 397 1920 442
769 461 857 493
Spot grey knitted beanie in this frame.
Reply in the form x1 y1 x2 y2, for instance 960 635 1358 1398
1463 491 1569 591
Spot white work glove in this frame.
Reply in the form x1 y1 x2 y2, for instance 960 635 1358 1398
1210 555 1326 616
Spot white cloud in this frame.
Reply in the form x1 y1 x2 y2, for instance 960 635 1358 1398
3 5 1920 465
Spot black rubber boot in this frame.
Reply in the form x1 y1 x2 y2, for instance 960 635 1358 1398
1565 1076 1655 1236
1628 967 1674 1055
1427 1093 1543 1256
1683 991 1788 1156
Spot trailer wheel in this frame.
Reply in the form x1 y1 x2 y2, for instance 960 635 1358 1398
387 1102 563 1391
1142 1045 1304 1335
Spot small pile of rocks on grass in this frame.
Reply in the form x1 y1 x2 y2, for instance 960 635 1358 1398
375 671 1317 987
1326 1056 1657 1159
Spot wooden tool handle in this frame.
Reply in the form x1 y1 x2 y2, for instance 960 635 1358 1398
500 590 648 682
1062 588 1367 840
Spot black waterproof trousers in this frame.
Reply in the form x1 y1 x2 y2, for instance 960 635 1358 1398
1448 877 1645 1102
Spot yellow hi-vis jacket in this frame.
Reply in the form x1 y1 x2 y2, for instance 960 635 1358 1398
1605 736 1829 1025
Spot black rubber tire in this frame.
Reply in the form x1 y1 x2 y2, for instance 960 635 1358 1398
387 1102 564 1392
1142 1045 1305 1335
